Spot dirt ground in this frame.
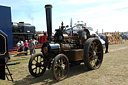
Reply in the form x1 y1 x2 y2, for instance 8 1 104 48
0 40 128 85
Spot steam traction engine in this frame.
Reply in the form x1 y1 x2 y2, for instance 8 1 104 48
28 4 103 81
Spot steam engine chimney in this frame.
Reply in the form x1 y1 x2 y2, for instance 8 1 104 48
45 4 52 42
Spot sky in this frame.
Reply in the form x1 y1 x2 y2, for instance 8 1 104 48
0 0 128 33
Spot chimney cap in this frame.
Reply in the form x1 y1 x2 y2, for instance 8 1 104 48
45 4 52 8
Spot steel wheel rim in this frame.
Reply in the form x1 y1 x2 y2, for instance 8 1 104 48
54 55 69 80
30 55 46 76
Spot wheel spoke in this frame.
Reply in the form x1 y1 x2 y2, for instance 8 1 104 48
90 60 94 66
60 58 63 65
59 70 62 77
34 67 37 73
93 63 97 68
89 51 93 54
57 59 60 64
94 46 97 52
31 63 36 66
56 63 61 67
37 56 39 63
62 68 66 77
61 70 64 77
92 42 95 50
39 56 40 62
93 59 96 66
96 44 99 47
39 67 42 73
32 67 36 70
34 59 38 63
90 45 93 51
90 60 95 66
94 55 98 60
56 69 61 77
36 67 38 74
89 55 93 60
40 66 45 71
61 70 64 76
90 58 97 66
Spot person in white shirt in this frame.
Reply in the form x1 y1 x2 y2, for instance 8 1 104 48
17 41 21 52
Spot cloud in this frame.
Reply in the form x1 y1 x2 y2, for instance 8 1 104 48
54 0 128 32
59 0 116 5
1 0 128 32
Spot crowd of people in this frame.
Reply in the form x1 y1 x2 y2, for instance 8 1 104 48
16 39 38 56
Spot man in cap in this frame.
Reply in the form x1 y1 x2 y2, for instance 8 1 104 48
105 36 109 53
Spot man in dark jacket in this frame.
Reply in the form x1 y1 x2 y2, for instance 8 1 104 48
105 36 109 53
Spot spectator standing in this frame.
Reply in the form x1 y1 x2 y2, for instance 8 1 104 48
32 39 36 54
41 32 48 44
24 40 29 55
29 39 35 56
105 36 109 53
20 41 24 51
32 39 36 45
17 41 21 52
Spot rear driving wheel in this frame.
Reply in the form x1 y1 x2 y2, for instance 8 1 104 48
28 53 46 77
52 54 69 81
84 38 103 70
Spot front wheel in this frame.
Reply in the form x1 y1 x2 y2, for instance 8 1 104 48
28 53 46 77
52 54 69 81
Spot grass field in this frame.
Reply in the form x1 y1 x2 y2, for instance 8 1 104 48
0 40 128 85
